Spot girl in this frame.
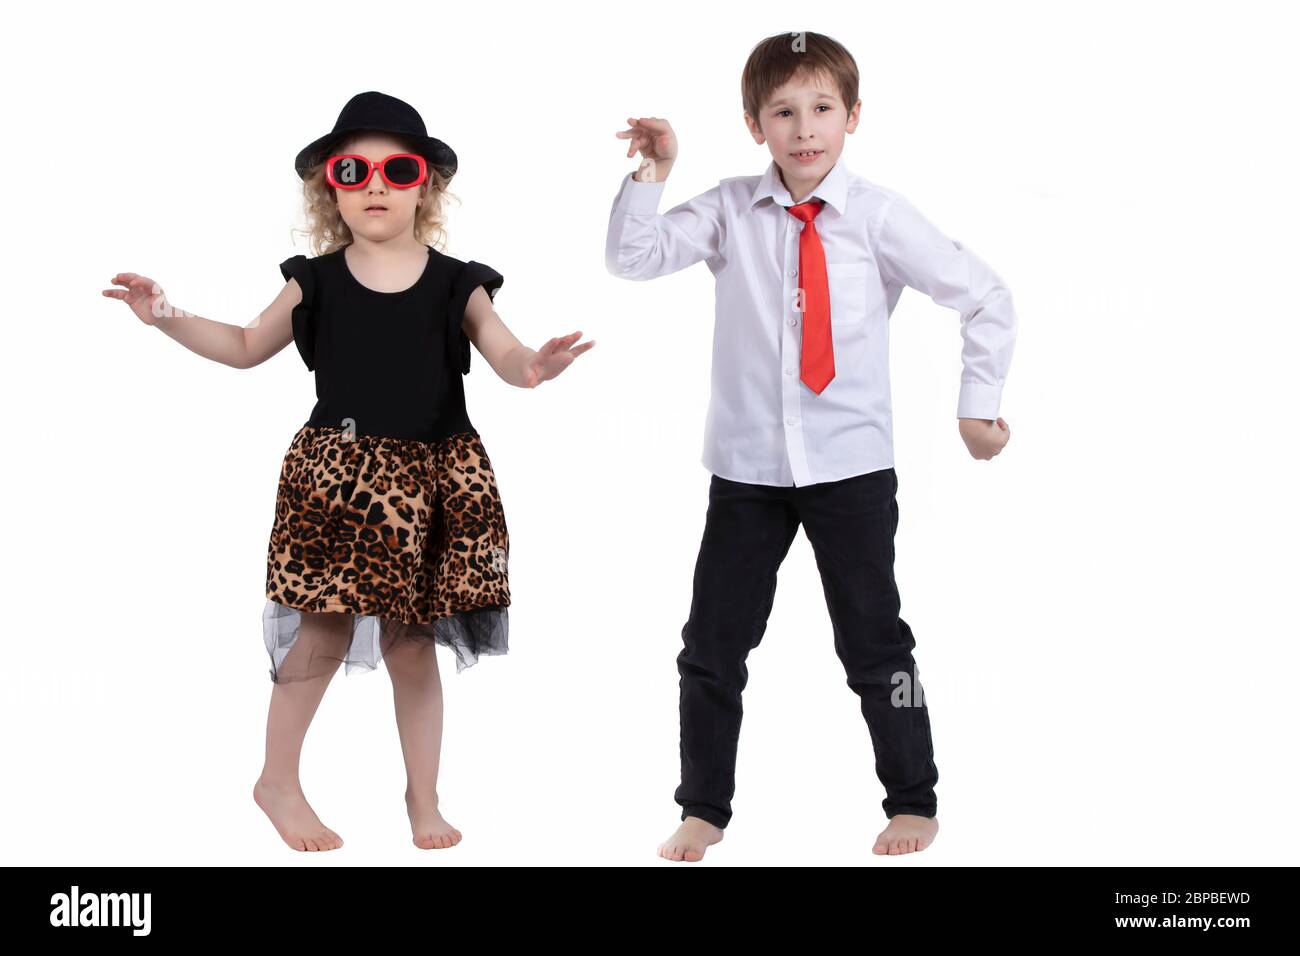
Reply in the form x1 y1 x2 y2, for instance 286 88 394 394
102 91 593 852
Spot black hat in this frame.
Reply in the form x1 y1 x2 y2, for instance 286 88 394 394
293 91 458 181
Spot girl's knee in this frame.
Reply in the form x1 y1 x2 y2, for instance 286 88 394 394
383 635 440 679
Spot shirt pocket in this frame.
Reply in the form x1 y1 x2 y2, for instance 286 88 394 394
825 262 869 326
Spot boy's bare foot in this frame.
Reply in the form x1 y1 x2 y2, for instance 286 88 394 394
253 778 344 851
406 790 462 849
658 816 724 862
873 814 938 855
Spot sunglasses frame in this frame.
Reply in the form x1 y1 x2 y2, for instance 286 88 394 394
324 152 428 190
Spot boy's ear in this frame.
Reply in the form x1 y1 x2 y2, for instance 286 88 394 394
744 112 766 145
845 98 862 134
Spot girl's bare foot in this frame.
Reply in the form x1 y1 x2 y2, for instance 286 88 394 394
406 790 462 849
658 816 724 862
873 814 938 855
252 778 344 851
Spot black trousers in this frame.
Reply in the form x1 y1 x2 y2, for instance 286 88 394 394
674 467 939 829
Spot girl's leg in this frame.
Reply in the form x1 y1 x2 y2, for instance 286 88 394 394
253 609 352 851
384 635 461 849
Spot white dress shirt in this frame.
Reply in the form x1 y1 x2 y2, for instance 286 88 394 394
605 155 1018 487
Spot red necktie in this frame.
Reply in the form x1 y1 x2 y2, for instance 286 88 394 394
786 200 834 394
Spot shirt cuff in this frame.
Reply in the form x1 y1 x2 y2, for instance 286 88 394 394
957 382 1003 420
616 172 668 215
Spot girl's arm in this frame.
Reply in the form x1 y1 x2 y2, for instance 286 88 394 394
461 285 593 388
103 272 298 369
238 280 299 368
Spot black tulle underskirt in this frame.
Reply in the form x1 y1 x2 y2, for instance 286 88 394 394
262 599 509 684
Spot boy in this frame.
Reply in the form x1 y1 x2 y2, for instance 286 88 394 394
606 32 1016 861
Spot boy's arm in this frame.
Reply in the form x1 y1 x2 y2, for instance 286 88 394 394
874 195 1018 421
604 171 725 280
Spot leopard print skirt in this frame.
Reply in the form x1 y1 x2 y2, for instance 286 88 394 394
263 424 510 684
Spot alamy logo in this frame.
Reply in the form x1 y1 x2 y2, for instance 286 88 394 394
891 664 927 708
49 885 151 936
490 547 507 573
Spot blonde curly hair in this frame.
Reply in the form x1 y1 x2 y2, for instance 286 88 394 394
289 131 459 256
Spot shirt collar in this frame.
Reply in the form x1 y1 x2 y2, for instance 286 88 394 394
748 153 849 216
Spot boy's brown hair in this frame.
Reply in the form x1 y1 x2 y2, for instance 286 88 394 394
741 31 860 131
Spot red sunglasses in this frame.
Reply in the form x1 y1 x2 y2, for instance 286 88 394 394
324 152 428 190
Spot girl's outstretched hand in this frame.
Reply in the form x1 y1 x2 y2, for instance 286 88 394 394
524 332 595 388
102 272 176 326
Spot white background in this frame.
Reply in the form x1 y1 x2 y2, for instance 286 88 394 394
3 0 1297 867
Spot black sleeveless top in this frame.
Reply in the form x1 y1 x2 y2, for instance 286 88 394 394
278 244 503 442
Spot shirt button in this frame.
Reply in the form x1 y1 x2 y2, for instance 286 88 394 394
788 269 797 277
784 367 794 375
787 317 798 326
786 416 799 426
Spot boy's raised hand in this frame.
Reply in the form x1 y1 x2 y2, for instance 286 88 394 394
958 417 1011 460
616 117 678 180
524 332 596 388
102 272 176 326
